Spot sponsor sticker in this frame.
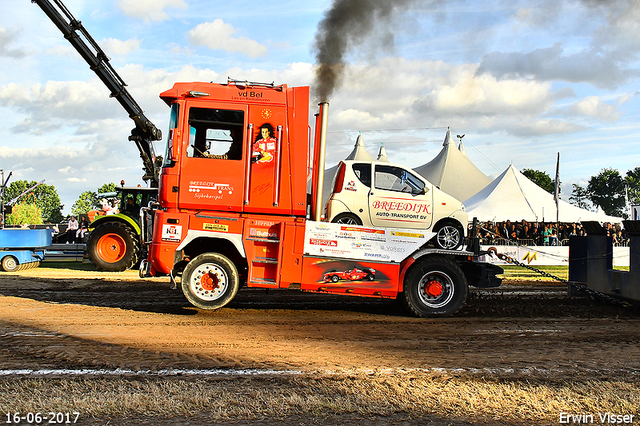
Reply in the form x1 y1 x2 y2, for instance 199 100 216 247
340 226 385 234
249 228 278 239
345 180 357 191
309 238 338 247
162 224 182 242
203 223 229 232
391 231 425 239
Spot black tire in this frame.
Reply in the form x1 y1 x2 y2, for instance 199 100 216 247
1 256 18 272
330 274 340 283
433 222 463 250
331 213 362 225
182 253 240 310
366 273 375 281
87 222 138 272
402 256 468 317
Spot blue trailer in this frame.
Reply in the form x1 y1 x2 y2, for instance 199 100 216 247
0 228 52 272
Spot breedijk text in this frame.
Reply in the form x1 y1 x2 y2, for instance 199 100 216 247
371 200 431 214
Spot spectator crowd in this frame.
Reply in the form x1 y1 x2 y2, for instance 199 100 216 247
471 220 629 247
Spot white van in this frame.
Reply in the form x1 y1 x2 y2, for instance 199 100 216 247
325 160 468 250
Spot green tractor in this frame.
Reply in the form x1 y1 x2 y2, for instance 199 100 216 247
87 187 157 272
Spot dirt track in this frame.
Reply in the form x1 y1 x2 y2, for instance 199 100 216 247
0 267 638 379
0 266 639 424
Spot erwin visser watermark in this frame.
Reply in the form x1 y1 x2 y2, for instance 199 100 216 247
559 412 635 424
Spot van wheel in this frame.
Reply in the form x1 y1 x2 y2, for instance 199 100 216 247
331 213 362 225
434 222 463 250
182 253 239 310
402 256 468 317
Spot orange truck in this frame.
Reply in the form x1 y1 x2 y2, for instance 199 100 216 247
140 81 503 316
35 0 502 316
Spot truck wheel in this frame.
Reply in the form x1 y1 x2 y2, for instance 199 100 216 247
87 222 138 272
402 256 468 317
433 222 463 250
1 256 18 272
182 253 239 310
331 213 362 225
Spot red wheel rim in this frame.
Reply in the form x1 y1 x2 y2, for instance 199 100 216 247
200 272 219 291
424 280 444 298
96 233 126 263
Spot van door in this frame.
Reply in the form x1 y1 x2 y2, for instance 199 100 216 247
368 164 434 229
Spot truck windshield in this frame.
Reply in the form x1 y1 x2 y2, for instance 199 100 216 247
163 103 180 168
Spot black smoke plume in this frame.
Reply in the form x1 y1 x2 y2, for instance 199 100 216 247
312 0 419 102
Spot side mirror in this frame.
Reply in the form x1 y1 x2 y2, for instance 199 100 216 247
169 128 181 161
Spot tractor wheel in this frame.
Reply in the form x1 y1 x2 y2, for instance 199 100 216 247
402 256 468 317
1 256 19 272
182 253 240 310
331 213 362 225
87 222 138 272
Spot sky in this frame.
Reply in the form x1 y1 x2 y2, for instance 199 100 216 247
1 0 640 214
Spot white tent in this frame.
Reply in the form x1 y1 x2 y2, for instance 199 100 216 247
413 129 492 202
464 164 622 223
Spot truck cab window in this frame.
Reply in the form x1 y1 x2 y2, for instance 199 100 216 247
186 107 244 160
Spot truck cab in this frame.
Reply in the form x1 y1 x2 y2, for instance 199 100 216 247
148 81 310 277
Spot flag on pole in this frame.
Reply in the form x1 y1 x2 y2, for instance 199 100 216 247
554 153 560 222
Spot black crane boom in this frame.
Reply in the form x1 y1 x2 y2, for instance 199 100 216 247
32 0 161 187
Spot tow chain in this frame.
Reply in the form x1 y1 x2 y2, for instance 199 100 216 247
490 249 633 308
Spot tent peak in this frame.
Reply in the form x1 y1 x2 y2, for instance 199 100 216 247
443 128 455 146
458 141 467 156
377 143 389 162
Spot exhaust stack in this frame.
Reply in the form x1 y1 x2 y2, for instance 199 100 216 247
311 102 329 221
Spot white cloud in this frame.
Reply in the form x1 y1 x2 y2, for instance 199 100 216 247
479 1 640 89
0 26 27 58
568 96 621 122
423 70 554 116
100 38 141 57
167 43 193 56
188 19 268 58
333 108 381 128
116 0 187 23
57 166 75 174
0 80 119 134
507 119 585 137
478 43 637 90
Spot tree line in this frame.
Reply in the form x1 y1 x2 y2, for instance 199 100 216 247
0 181 116 226
522 167 640 218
